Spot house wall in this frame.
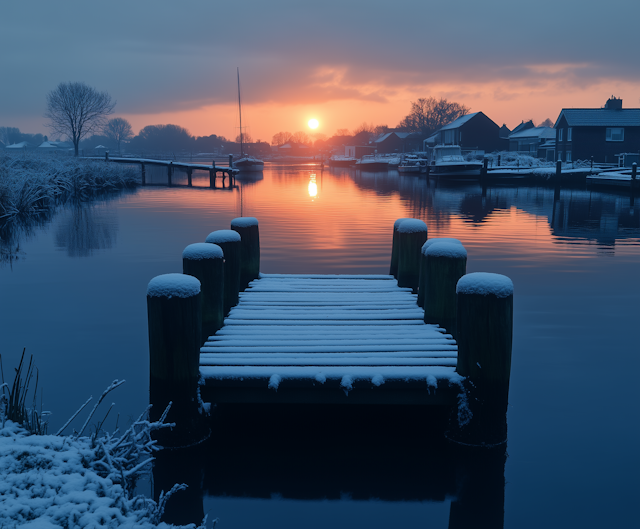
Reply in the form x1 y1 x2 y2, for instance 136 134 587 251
459 114 507 152
556 115 640 163
376 135 405 153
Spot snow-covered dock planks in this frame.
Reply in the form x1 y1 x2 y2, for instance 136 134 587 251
587 169 639 189
199 273 462 405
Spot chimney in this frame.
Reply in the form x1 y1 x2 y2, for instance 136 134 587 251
605 96 622 110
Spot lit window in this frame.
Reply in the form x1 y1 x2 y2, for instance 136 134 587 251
567 128 572 142
558 128 563 142
606 128 624 141
566 151 572 162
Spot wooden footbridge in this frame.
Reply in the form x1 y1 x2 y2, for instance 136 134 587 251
146 217 514 450
200 273 462 405
87 155 238 187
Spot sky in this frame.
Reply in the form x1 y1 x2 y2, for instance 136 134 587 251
1 0 639 143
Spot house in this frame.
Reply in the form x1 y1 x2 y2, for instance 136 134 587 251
554 97 640 163
278 142 310 157
510 120 535 136
5 141 35 150
345 145 376 158
374 132 422 153
508 127 556 158
422 112 507 153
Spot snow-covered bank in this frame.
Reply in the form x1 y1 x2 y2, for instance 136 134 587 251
0 153 138 220
0 386 206 529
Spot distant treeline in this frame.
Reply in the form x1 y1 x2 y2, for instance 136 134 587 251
81 124 271 157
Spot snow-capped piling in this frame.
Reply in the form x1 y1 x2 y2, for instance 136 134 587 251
423 242 467 337
396 219 428 292
147 273 207 447
418 238 463 308
206 229 242 313
168 161 173 186
231 217 260 290
448 272 514 447
183 243 225 342
389 218 411 278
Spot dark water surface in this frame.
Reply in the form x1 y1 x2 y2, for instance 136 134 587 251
1 164 639 527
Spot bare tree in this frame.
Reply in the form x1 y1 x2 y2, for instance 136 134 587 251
103 117 133 154
335 128 351 136
397 97 469 137
374 124 391 135
235 131 253 144
0 127 23 145
291 131 311 144
45 82 115 156
353 122 375 135
271 131 292 146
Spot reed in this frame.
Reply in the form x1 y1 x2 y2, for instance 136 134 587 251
0 152 138 221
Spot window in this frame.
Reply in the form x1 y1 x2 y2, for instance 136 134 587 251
606 128 624 141
558 128 563 142
566 151 572 162
567 128 572 142
443 130 455 144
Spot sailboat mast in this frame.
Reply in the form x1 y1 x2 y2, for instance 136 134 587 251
237 67 243 157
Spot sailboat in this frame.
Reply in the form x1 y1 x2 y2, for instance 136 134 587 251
234 68 264 172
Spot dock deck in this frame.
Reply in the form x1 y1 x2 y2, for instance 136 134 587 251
199 273 462 405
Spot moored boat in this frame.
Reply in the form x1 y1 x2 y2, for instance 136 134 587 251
328 155 357 167
429 145 482 180
355 155 388 171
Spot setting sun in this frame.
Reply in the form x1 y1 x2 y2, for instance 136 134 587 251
308 118 319 129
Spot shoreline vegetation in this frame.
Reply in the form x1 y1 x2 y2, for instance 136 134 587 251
0 152 138 266
0 351 207 528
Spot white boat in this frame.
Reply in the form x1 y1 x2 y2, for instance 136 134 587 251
355 155 388 171
429 145 482 180
397 162 422 174
235 68 264 173
328 155 357 167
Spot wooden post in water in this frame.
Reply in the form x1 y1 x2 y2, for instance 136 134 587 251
423 242 467 338
389 218 411 279
187 168 193 187
418 238 463 309
168 162 173 186
105 151 109 162
231 217 260 290
448 272 514 447
147 273 208 447
396 219 428 293
209 168 216 188
229 154 233 168
141 163 146 185
555 159 562 184
497 154 501 167
632 162 637 190
205 230 241 314
183 243 225 343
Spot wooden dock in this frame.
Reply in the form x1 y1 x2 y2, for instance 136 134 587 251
199 273 462 405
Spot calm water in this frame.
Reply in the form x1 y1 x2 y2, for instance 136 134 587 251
1 164 639 528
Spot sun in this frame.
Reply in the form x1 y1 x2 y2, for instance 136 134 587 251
308 119 319 129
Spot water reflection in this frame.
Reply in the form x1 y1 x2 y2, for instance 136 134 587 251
308 173 318 199
55 203 118 257
153 405 507 528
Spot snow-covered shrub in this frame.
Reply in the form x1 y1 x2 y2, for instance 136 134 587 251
0 152 138 220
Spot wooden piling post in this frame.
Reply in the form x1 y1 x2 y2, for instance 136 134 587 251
389 218 411 279
183 243 225 343
168 162 173 186
555 159 562 186
497 154 500 167
187 168 193 187
448 272 514 447
105 151 109 162
141 163 146 185
147 273 208 447
205 230 242 314
423 242 467 337
229 154 233 168
231 217 260 290
418 238 463 308
632 162 637 189
396 219 428 293
209 167 216 188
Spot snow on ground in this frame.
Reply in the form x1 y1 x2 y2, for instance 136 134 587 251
0 419 205 529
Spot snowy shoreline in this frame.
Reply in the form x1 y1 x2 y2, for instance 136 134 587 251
0 152 138 221
0 418 205 528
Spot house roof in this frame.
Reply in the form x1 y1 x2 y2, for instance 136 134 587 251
374 132 412 143
555 108 640 128
510 120 535 135
508 127 556 140
439 112 479 131
6 141 33 149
